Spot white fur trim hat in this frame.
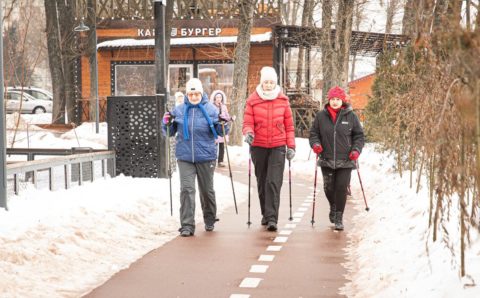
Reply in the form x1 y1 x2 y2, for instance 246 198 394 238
260 66 278 84
186 78 203 94
174 91 184 98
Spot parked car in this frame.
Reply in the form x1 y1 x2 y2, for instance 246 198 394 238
7 86 53 101
4 90 53 114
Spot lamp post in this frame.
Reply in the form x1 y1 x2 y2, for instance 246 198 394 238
1 3 7 210
74 13 99 134
155 0 168 178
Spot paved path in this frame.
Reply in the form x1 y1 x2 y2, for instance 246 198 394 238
85 163 353 298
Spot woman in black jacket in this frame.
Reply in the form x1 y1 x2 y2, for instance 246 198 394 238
309 86 364 230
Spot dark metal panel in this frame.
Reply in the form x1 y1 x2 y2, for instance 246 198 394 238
107 96 163 178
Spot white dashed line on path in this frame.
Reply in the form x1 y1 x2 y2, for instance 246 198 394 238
273 236 288 243
279 230 292 235
250 265 269 273
258 254 275 261
239 278 262 288
267 245 282 251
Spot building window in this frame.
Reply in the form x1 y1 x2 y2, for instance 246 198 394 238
115 64 155 96
198 64 234 103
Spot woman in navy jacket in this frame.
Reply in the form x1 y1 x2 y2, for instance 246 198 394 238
162 78 228 237
309 86 364 230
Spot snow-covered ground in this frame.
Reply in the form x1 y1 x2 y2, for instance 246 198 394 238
1 114 479 297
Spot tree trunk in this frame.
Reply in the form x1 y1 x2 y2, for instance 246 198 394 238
433 0 448 32
385 0 400 34
466 0 471 31
229 0 255 145
86 0 98 124
321 0 333 100
57 0 76 124
333 0 354 89
476 1 480 31
447 0 463 27
401 0 416 38
44 0 66 124
295 0 314 90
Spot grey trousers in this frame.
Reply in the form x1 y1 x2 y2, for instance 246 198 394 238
250 146 286 224
177 160 217 233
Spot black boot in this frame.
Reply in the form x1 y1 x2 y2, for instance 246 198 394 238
329 204 336 223
334 211 344 231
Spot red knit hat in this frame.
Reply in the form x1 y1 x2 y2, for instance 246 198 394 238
327 86 347 102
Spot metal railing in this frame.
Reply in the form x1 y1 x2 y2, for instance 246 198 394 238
6 150 116 195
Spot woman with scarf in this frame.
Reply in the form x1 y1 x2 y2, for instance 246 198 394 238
162 78 228 237
242 66 296 232
309 86 364 231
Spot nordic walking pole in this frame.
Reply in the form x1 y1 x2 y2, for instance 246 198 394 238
311 155 319 226
288 159 293 221
355 160 370 211
222 122 238 214
247 151 252 226
165 107 173 216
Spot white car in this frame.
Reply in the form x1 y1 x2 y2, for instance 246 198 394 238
7 86 53 101
4 90 53 114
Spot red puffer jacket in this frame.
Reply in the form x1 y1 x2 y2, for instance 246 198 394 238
242 91 296 149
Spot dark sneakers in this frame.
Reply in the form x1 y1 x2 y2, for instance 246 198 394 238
267 222 277 231
329 204 336 223
261 217 268 226
205 224 215 232
334 211 344 231
180 230 193 237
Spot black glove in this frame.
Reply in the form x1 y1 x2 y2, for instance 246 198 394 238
244 133 254 145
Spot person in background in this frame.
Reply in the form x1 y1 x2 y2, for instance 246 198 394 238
309 86 364 231
175 91 185 106
242 66 296 232
162 78 229 237
210 90 231 168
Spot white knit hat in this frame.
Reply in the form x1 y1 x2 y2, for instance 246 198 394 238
186 78 203 94
260 66 278 84
175 91 184 98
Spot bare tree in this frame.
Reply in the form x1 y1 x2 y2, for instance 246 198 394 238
332 0 354 88
401 0 417 38
350 1 367 82
229 0 256 145
321 0 333 99
44 0 66 124
295 0 314 90
56 0 76 123
382 0 402 34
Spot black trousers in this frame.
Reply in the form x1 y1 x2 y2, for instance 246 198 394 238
218 143 225 163
320 167 352 213
250 146 286 223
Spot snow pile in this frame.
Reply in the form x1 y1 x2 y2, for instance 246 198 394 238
339 144 480 297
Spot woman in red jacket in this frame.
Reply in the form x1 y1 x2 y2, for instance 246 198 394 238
242 66 296 232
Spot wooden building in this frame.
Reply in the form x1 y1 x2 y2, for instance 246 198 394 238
76 0 281 121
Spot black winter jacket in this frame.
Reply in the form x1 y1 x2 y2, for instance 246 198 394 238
309 104 364 169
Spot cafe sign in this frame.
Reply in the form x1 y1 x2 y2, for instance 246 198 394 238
137 27 222 37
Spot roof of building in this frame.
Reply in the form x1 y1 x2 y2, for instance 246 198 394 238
97 32 272 49
348 73 376 85
275 25 409 57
